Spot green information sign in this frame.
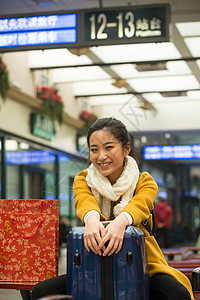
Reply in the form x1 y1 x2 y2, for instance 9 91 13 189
30 112 55 141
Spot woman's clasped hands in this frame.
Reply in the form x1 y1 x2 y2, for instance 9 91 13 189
84 213 129 256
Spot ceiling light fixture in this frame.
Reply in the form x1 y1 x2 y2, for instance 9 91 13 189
32 0 54 6
5 140 18 151
165 133 171 139
134 62 167 72
161 91 187 97
19 143 30 150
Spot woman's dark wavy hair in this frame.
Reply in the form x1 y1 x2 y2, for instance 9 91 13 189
87 117 138 164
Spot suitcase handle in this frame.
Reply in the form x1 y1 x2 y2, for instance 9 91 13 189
126 251 133 264
12 202 42 239
74 253 81 267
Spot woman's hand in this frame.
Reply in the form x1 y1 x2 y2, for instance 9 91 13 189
84 215 106 255
98 213 129 256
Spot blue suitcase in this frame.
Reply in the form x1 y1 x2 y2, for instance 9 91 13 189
67 226 149 300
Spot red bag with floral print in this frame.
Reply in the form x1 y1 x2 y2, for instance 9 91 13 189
0 199 59 282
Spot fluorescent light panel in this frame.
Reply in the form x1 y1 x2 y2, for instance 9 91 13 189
128 75 199 92
73 79 127 95
143 93 165 102
52 66 111 83
91 42 181 63
176 22 200 37
184 37 200 57
143 92 197 103
187 90 200 98
90 94 137 106
111 61 191 79
6 140 18 151
28 49 92 68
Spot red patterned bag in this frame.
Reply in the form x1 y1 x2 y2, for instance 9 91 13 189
0 199 59 282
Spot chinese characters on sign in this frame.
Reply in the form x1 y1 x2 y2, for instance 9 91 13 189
135 17 162 37
0 30 76 47
143 145 200 160
84 4 170 46
0 4 170 51
0 15 63 31
0 13 77 49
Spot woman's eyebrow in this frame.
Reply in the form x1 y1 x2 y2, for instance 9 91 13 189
103 141 115 146
90 141 115 148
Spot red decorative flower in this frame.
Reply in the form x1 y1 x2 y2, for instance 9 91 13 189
79 110 98 131
0 57 10 101
36 85 64 124
36 86 64 104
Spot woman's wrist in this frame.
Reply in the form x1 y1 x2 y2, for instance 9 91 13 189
120 212 133 225
84 210 100 223
116 213 130 227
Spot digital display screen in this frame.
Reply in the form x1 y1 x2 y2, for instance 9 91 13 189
6 151 70 164
0 13 77 50
0 14 76 32
143 145 200 160
0 4 169 51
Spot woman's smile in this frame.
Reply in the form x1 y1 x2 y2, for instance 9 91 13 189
98 161 112 168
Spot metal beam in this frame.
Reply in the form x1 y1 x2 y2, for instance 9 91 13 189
74 88 200 98
30 57 200 71
172 24 200 84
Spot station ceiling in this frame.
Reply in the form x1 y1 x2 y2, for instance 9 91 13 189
0 0 200 150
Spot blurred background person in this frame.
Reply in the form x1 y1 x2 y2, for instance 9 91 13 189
59 216 71 251
154 197 173 248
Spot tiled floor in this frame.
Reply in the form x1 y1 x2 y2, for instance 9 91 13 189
0 248 67 300
0 289 22 300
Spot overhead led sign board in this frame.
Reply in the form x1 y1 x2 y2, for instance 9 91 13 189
6 150 70 165
0 13 77 51
0 4 170 52
143 145 200 160
82 4 170 46
6 150 56 164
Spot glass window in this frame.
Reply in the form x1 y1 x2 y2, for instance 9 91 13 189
1 133 87 225
7 164 20 198
5 138 56 199
58 153 88 226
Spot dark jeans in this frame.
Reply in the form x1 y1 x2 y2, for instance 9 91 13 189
32 274 66 299
32 273 191 300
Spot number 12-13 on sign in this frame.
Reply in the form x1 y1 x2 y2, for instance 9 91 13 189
83 5 170 46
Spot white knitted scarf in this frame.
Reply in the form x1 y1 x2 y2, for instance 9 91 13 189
86 156 140 220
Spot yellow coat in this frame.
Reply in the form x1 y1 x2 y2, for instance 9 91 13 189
73 169 194 299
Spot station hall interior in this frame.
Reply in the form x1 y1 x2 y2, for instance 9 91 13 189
0 0 200 258
0 0 200 299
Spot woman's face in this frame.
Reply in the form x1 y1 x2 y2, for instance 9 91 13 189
89 129 130 184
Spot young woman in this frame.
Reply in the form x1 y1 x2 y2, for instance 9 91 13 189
32 117 193 300
73 117 193 300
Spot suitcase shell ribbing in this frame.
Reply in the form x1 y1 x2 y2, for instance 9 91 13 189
67 226 149 300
